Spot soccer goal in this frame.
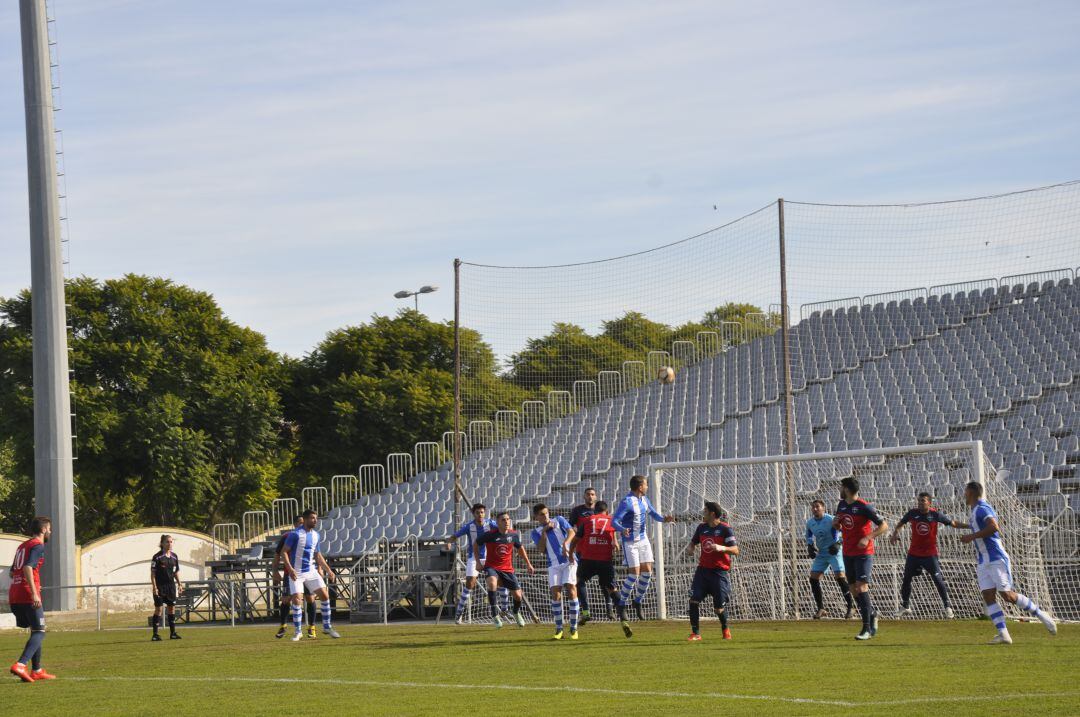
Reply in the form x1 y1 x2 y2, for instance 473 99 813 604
650 441 1054 622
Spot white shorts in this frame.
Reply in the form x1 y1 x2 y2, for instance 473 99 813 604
288 572 326 595
976 559 1014 592
622 537 654 569
548 561 578 589
465 556 481 579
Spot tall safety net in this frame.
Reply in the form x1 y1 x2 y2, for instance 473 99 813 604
652 442 1056 622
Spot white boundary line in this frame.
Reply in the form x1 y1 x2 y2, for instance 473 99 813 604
62 676 1080 707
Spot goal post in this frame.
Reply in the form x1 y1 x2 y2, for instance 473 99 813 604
650 440 1054 622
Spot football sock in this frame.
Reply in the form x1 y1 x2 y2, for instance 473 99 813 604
321 600 332 629
19 632 44 667
612 591 627 620
985 602 1007 632
856 592 873 630
307 601 317 627
487 590 498 617
689 602 700 634
1015 594 1044 618
152 614 160 635
718 607 729 631
278 601 289 625
577 585 589 614
835 577 853 607
552 600 564 630
567 598 580 630
167 612 176 633
635 572 653 603
900 576 913 609
809 579 823 610
291 604 303 633
512 595 523 615
456 587 471 614
498 587 510 613
931 572 950 609
31 645 41 671
618 576 637 606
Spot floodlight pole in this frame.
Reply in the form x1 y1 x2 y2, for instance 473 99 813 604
778 198 800 619
19 0 76 610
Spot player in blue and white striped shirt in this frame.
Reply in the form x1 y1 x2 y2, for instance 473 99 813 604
531 504 580 639
449 503 501 625
281 509 340 641
611 475 675 620
959 481 1056 644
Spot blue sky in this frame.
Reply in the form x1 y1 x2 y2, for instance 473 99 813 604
2 1 1079 357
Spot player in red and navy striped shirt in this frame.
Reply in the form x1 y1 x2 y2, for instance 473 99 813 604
684 501 739 642
890 492 962 619
475 512 535 628
8 516 55 683
833 477 888 641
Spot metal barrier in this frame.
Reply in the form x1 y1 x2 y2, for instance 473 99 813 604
522 400 546 428
719 321 743 349
302 486 329 516
360 463 387 494
572 380 599 409
494 410 522 440
271 497 300 530
671 340 697 368
211 523 240 559
863 287 928 307
331 474 360 509
645 350 671 379
414 442 443 473
696 331 721 358
598 370 623 401
241 511 269 544
387 452 415 483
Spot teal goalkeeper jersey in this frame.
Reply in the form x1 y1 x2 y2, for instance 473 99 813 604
806 514 841 552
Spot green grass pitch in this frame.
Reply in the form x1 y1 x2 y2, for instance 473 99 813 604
1 619 1077 716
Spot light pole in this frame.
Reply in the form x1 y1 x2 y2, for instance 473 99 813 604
394 285 438 311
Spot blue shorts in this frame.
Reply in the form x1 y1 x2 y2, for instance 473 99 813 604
843 555 873 584
811 552 844 575
902 555 943 580
12 603 46 631
689 567 731 608
483 567 520 592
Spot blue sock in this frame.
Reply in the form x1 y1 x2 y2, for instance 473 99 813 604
1015 594 1043 618
568 598 580 630
321 600 332 630
18 631 44 667
291 604 303 633
498 587 510 613
456 587 471 614
618 576 637 606
985 603 1007 632
635 572 653 604
552 601 563 630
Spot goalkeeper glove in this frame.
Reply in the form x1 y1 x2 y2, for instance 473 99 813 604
827 543 840 555
807 545 817 559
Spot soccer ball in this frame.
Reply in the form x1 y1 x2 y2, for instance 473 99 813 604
657 366 676 384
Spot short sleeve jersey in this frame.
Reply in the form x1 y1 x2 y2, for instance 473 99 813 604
969 499 1009 565
452 518 498 560
835 499 884 556
898 508 952 557
568 504 596 531
8 538 45 604
283 527 321 574
151 550 180 588
805 514 841 552
575 513 616 562
476 530 521 572
692 522 737 570
531 516 574 567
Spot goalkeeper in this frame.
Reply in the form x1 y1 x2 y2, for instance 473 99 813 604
805 499 854 619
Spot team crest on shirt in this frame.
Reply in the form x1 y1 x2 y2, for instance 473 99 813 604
839 514 855 530
916 522 931 535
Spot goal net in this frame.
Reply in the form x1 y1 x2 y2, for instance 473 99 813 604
651 441 1055 622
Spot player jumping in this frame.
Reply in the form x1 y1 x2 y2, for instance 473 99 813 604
833 477 888 640
685 502 738 641
476 512 535 628
8 516 55 683
805 499 854 619
150 534 183 641
567 501 633 638
531 503 579 640
281 509 340 641
890 492 959 618
959 481 1056 644
568 487 611 622
612 475 675 620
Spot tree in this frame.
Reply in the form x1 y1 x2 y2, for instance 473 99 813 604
0 275 291 539
507 322 634 394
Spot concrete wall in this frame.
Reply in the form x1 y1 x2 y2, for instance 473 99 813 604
2 527 219 612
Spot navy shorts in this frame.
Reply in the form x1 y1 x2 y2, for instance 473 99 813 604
12 603 46 631
576 559 616 592
689 567 731 608
483 567 520 592
902 555 942 580
843 555 874 584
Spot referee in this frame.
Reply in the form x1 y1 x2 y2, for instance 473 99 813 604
150 534 183 641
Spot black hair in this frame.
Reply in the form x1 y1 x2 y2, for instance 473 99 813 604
703 501 723 520
840 477 859 496
630 475 646 491
29 516 51 535
584 487 596 494
496 511 510 520
471 503 487 513
594 500 609 513
531 503 548 516
293 514 303 525
965 481 983 498
811 499 825 508
917 491 932 501
302 509 317 519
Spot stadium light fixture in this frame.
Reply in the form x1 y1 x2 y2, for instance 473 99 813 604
394 285 439 311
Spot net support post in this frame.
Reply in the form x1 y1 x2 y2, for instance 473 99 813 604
971 440 985 487
651 466 667 621
773 462 787 618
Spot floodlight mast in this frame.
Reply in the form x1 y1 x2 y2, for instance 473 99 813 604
19 0 76 609
394 285 439 311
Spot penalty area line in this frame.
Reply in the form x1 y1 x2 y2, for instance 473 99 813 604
62 676 1080 707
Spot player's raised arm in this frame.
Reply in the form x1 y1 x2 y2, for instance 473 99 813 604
890 509 913 543
961 514 1000 543
644 496 675 523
